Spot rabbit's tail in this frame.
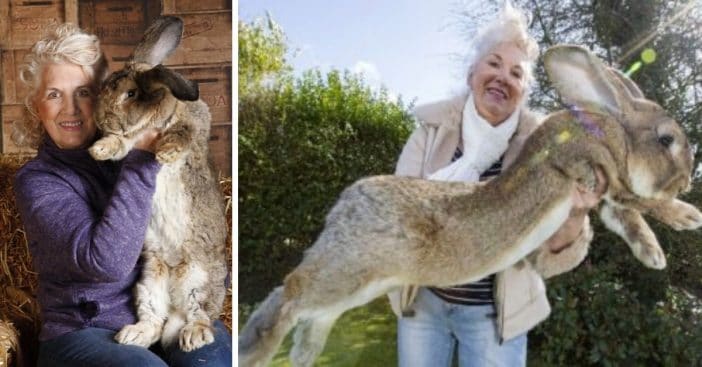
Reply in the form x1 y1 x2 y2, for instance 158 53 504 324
238 286 297 367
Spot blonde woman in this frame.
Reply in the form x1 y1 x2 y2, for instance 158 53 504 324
12 23 231 367
391 4 604 366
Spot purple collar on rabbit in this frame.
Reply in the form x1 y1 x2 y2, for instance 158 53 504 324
565 103 605 139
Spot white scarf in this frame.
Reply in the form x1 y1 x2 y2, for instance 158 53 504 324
429 94 519 182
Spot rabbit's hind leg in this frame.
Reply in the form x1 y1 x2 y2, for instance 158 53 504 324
167 261 218 352
289 314 341 367
116 253 170 347
288 276 401 367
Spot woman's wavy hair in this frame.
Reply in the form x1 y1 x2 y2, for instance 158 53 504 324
12 23 108 149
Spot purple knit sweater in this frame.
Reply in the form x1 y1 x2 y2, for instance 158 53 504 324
14 137 161 341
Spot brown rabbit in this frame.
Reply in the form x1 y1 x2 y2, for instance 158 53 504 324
88 17 228 352
238 45 702 367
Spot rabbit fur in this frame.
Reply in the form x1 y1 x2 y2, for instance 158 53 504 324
238 45 702 367
88 16 228 352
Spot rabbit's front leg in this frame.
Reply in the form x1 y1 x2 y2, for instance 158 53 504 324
89 135 130 161
599 203 666 269
115 253 169 347
648 198 702 231
155 124 192 164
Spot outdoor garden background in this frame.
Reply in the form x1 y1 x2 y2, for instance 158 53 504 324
238 1 702 365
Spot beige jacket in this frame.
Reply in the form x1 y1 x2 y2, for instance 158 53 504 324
388 92 593 341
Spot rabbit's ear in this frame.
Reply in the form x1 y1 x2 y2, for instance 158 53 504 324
138 65 199 101
132 16 183 66
607 68 645 100
544 45 630 114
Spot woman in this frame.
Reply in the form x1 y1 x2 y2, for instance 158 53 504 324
390 4 604 367
12 23 231 367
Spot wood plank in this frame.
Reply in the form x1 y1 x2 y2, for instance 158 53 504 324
65 0 78 24
209 122 232 177
1 50 31 105
81 0 148 44
4 1 65 49
0 1 9 48
163 11 232 65
175 65 232 123
162 0 231 13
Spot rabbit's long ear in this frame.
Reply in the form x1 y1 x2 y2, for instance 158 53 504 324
138 65 199 101
544 45 630 115
132 16 184 66
607 68 645 100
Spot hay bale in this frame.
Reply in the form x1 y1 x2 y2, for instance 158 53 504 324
0 320 20 367
0 153 233 364
219 175 233 333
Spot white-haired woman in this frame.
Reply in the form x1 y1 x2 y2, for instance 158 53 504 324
390 4 604 366
12 23 231 367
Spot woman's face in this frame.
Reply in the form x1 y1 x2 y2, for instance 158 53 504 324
469 42 528 126
33 62 97 150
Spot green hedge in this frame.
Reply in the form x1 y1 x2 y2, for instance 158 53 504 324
238 69 414 303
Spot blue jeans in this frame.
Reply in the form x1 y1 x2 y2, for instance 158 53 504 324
398 287 526 367
37 320 232 367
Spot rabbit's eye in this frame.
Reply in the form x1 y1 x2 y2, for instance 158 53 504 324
658 134 674 148
126 89 137 98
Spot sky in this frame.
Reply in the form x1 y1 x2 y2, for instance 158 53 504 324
238 0 490 106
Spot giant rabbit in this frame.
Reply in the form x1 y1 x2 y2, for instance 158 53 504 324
88 17 228 352
238 45 702 367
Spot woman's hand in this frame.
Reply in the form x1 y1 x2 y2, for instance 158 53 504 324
545 167 607 253
133 128 161 153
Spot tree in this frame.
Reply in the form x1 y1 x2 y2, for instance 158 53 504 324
237 13 291 96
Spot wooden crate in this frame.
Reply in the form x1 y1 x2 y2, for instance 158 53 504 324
0 0 65 49
101 44 134 71
78 0 161 45
1 49 31 105
162 0 231 13
174 65 232 124
1 104 36 154
163 11 232 66
209 122 231 177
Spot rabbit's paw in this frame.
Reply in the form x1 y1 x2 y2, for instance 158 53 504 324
115 322 161 347
89 136 123 161
631 239 667 269
179 320 214 352
155 143 184 164
652 199 702 231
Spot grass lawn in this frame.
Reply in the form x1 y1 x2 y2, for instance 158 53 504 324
241 298 549 366
255 298 399 366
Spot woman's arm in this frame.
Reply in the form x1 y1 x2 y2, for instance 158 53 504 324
529 167 607 278
15 150 160 283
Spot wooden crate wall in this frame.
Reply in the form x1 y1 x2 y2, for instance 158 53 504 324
161 0 232 176
0 0 232 176
78 0 163 71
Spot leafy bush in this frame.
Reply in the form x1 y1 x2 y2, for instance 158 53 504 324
238 69 414 303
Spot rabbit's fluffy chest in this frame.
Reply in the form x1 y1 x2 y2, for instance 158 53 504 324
145 161 191 263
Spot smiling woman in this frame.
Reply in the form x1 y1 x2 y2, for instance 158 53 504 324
9 22 233 367
11 23 107 151
389 3 602 366
468 42 527 125
33 62 97 149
